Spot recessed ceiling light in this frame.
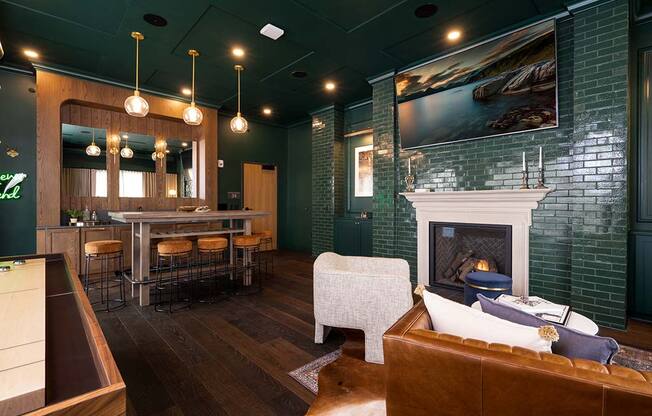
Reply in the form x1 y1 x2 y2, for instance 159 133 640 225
181 87 192 96
325 81 336 91
232 47 245 57
143 13 167 27
414 4 438 18
291 70 308 79
181 142 188 147
23 49 39 59
262 107 272 115
260 23 284 40
447 29 462 41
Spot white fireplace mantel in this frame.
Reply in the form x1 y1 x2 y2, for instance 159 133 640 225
401 189 551 296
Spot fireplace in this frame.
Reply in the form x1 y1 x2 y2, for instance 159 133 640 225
429 222 512 288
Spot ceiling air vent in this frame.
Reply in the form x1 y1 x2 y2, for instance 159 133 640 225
260 23 284 40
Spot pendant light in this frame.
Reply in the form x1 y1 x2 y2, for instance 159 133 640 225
120 134 134 159
124 32 149 117
85 129 101 157
230 65 248 134
183 49 203 125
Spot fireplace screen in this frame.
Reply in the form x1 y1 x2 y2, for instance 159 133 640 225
429 222 512 288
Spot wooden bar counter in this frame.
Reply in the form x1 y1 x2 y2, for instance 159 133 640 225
109 210 270 306
0 254 125 416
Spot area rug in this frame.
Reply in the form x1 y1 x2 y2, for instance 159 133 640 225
612 345 652 372
288 345 652 395
288 349 341 394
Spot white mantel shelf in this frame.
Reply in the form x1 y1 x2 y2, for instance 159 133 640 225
401 188 551 296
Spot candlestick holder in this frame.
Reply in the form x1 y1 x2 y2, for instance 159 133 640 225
520 170 529 189
405 174 415 192
535 167 547 189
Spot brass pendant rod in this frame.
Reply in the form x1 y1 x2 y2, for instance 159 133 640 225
135 37 139 92
191 53 195 104
237 67 240 113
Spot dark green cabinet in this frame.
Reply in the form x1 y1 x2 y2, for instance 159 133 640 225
334 217 373 257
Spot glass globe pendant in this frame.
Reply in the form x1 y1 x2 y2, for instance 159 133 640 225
120 136 134 159
85 129 101 157
124 32 149 117
230 65 248 134
183 49 203 126
230 112 248 133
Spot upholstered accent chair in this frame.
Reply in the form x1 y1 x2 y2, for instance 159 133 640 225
313 252 413 363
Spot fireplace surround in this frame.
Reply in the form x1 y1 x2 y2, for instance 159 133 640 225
402 189 550 295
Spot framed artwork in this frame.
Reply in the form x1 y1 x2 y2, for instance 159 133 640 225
354 144 373 197
396 19 557 149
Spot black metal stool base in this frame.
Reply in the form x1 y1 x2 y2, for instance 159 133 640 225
84 251 126 313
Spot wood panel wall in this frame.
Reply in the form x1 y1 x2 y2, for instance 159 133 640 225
36 70 218 226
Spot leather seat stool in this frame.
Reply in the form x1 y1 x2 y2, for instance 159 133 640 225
233 235 262 295
196 237 229 301
83 240 126 312
154 239 193 313
464 271 512 306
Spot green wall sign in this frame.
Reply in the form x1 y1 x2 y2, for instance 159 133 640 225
0 173 27 200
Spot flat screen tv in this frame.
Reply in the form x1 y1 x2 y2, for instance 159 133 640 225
396 19 557 150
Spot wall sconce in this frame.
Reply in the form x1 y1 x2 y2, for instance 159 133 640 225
153 140 167 163
108 134 121 162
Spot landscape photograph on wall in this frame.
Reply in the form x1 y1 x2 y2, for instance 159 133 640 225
396 19 557 149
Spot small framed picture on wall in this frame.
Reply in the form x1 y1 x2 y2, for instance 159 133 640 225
354 144 373 197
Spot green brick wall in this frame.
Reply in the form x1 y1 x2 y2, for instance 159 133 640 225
311 106 344 256
369 0 629 328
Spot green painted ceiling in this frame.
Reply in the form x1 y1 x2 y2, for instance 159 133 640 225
1 0 585 125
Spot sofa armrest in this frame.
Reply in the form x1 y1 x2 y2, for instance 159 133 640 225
384 300 432 340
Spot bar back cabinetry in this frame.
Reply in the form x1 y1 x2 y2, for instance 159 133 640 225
37 225 130 275
334 217 373 257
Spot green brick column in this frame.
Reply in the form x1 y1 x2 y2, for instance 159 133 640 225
311 106 344 256
570 0 629 328
370 73 399 258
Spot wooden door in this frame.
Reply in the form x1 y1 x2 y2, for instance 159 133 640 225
243 163 277 250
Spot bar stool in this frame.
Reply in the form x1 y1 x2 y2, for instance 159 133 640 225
154 239 193 313
233 235 262 295
253 230 274 276
196 236 229 302
83 240 126 312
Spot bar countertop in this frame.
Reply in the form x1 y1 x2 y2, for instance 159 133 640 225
108 210 270 223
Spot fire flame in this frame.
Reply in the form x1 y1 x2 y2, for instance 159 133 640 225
475 259 490 272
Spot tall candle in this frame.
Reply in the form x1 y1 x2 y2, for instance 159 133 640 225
539 146 543 169
522 152 526 171
408 158 411 175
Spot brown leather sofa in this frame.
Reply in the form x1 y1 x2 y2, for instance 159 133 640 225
383 300 652 416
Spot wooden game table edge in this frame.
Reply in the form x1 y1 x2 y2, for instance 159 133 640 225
26 253 126 416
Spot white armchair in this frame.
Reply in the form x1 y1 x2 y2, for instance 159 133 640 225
313 252 413 363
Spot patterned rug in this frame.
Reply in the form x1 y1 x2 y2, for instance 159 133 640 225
612 345 652 372
289 345 652 395
288 349 341 394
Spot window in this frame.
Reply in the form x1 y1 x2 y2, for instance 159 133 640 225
94 170 107 197
119 170 156 198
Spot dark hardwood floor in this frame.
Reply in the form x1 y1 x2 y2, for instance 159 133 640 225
96 251 344 416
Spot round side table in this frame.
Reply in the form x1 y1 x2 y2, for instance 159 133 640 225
471 301 599 335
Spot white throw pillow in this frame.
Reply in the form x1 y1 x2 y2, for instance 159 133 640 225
422 290 552 352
